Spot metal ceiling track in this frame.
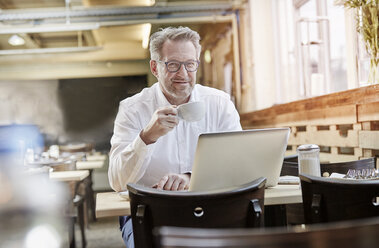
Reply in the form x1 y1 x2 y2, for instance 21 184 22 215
0 3 234 22
0 46 102 55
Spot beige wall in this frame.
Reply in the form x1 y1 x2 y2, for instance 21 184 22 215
0 80 64 141
0 76 146 149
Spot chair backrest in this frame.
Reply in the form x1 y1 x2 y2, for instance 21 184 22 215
155 216 379 248
127 177 266 248
280 157 376 177
280 155 299 176
300 173 379 224
320 157 376 175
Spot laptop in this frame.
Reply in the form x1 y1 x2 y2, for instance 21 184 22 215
188 128 290 191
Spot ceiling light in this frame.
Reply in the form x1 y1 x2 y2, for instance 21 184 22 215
0 23 100 35
8 34 25 46
142 23 151 49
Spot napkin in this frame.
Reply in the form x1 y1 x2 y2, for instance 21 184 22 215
329 173 346 179
278 176 300 184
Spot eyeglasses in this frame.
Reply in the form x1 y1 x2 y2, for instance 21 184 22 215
157 60 200 73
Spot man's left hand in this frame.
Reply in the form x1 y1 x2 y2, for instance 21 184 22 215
154 173 191 191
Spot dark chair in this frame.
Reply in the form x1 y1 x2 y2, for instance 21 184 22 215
280 155 299 177
280 156 376 177
300 173 379 224
155 216 379 248
320 157 376 176
127 177 266 248
86 170 96 222
281 157 376 225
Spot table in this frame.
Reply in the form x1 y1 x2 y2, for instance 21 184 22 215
264 184 302 205
49 170 89 182
76 160 104 170
86 154 107 161
95 184 302 218
96 192 131 218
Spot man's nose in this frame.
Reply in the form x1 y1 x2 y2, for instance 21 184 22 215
176 63 188 76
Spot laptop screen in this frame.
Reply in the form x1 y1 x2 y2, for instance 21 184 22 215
188 128 290 191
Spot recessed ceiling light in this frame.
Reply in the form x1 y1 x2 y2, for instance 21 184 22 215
8 34 25 46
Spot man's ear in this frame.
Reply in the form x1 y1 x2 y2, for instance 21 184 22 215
150 60 159 78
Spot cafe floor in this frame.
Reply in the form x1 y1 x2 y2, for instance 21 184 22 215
73 217 125 248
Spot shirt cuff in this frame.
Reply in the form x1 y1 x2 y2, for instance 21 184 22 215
133 131 156 155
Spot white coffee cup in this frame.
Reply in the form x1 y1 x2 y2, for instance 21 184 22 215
177 101 205 122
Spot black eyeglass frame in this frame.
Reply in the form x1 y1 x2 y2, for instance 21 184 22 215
157 60 200 73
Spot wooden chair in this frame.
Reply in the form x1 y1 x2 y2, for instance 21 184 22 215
300 173 379 224
127 177 266 248
67 181 87 248
155 216 379 248
50 162 87 248
281 157 376 225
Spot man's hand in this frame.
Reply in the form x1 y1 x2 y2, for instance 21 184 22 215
154 173 191 191
140 106 179 145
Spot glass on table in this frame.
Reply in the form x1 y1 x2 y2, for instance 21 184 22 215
346 169 356 179
346 168 378 179
361 168 371 179
297 144 321 177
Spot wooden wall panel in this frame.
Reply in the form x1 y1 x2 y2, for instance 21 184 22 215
241 85 379 163
358 102 379 122
290 130 358 147
359 131 379 149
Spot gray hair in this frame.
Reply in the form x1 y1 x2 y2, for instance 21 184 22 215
149 26 201 61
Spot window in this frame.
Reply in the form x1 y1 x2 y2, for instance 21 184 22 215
295 0 348 97
272 0 351 103
326 0 348 92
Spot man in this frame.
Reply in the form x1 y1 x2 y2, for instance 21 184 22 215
108 26 241 247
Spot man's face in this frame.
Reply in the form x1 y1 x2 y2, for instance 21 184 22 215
152 39 198 105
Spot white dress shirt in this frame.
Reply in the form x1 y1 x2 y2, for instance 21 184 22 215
108 82 242 192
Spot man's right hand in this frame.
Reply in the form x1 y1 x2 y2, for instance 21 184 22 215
140 106 179 145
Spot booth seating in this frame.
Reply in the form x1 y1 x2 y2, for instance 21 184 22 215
127 177 266 248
